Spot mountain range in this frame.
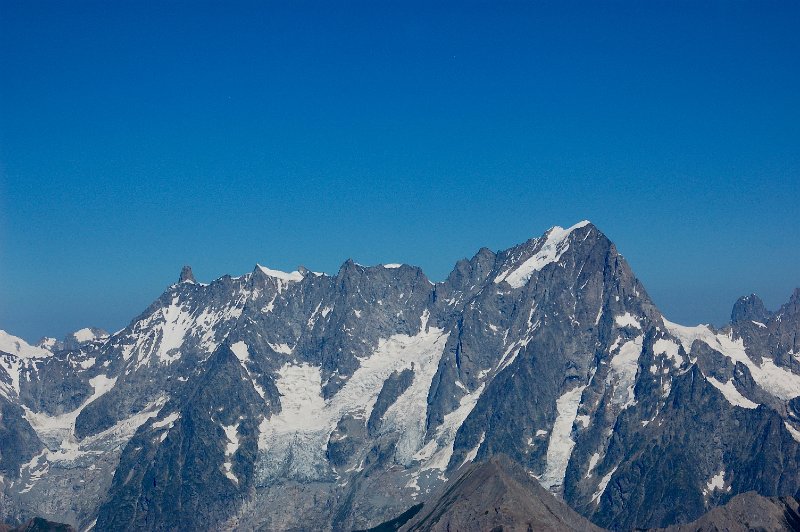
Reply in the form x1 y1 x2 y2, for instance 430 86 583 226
1 221 799 531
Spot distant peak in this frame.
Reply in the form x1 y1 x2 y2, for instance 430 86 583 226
731 293 769 324
69 327 109 344
494 220 595 288
179 265 196 284
0 329 53 358
256 264 304 282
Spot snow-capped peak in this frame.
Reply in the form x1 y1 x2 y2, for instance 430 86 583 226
494 220 592 288
37 337 60 350
0 330 53 358
256 264 304 282
71 327 108 343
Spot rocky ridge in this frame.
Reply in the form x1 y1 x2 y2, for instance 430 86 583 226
0 221 798 531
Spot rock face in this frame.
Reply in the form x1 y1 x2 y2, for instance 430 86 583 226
0 221 799 531
658 491 800 532
179 265 196 284
399 455 603 532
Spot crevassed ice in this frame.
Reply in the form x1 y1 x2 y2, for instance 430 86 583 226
18 395 167 497
256 313 450 482
661 318 717 353
664 316 800 401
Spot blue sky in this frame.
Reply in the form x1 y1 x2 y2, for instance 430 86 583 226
1 1 798 342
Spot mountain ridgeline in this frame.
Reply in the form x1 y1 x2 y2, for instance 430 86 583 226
1 221 799 531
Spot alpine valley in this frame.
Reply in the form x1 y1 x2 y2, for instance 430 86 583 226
2 221 800 531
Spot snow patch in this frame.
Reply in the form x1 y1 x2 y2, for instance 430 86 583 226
703 470 729 496
592 466 617 503
222 422 240 483
785 421 800 442
706 376 759 409
614 313 641 329
268 342 293 355
586 452 601 478
0 330 52 359
231 341 249 362
152 412 180 430
155 298 193 364
38 337 58 350
460 432 485 467
413 382 485 473
257 265 304 282
256 315 449 482
230 342 268 399
494 221 590 288
73 328 99 343
79 357 96 369
662 318 716 353
540 385 586 492
653 338 684 367
608 336 643 410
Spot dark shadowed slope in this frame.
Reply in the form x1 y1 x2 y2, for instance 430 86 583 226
0 517 75 532
398 455 603 532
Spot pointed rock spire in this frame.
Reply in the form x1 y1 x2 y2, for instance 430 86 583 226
731 293 769 323
179 265 196 284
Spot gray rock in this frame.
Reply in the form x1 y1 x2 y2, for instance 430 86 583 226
400 455 603 532
657 491 800 532
1 221 799 532
179 265 196 284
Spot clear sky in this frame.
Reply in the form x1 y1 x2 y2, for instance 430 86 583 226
1 1 798 342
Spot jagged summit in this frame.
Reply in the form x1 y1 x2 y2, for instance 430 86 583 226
1 220 799 532
254 264 304 282
173 221 600 292
179 265 196 283
493 220 595 288
731 294 770 324
0 330 52 358
398 455 602 532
